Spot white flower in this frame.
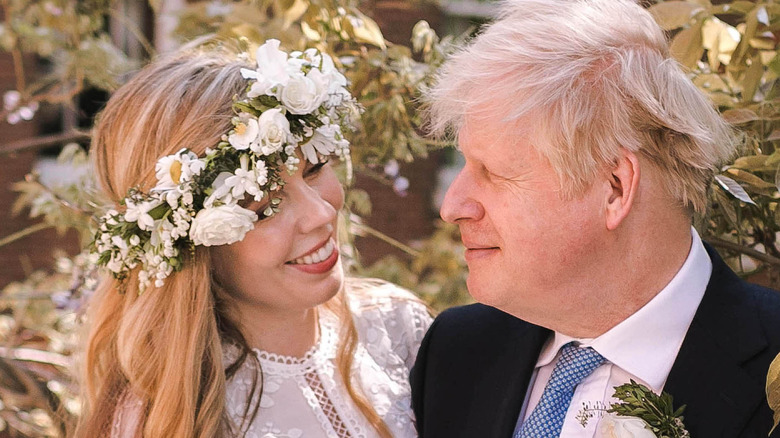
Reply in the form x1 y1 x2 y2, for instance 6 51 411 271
253 108 291 155
204 172 236 207
300 123 347 164
254 160 269 187
124 199 161 231
281 69 328 115
242 39 291 98
189 204 257 246
228 113 260 151
224 155 263 200
154 150 205 191
597 414 656 438
106 254 124 274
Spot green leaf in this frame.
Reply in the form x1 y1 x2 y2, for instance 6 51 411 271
346 11 386 49
726 167 777 191
649 1 705 31
767 130 780 141
732 6 761 66
722 108 760 124
732 154 769 171
742 55 764 102
715 174 757 204
670 23 704 69
710 1 757 16
767 353 780 434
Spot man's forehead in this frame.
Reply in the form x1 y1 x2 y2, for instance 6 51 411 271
458 114 537 155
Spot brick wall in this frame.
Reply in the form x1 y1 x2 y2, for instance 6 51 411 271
0 53 80 287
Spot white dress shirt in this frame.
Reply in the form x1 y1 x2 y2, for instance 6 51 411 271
515 228 712 437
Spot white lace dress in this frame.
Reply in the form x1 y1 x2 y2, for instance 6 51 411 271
223 284 432 438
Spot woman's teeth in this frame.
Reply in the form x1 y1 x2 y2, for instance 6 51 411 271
291 240 335 265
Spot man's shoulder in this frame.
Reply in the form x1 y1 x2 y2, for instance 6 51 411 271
739 280 780 339
703 247 780 341
426 303 542 348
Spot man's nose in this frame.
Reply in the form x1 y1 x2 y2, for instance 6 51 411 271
440 168 484 223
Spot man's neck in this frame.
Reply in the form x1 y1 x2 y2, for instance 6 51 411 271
533 221 694 338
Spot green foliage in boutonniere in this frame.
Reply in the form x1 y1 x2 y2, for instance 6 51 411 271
609 380 689 438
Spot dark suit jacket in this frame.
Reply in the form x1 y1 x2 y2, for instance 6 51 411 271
410 245 780 437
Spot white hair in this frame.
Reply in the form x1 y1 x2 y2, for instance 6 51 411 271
427 0 736 212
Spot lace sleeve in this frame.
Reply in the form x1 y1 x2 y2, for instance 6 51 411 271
111 392 144 438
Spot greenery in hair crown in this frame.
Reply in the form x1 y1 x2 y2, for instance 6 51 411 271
91 39 359 291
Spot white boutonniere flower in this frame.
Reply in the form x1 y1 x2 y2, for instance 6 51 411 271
597 413 656 438
579 381 689 438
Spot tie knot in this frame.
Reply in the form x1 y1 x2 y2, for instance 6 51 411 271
550 343 605 394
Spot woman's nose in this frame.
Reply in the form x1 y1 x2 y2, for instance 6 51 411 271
290 180 339 234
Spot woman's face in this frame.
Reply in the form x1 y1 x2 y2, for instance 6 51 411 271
210 158 345 316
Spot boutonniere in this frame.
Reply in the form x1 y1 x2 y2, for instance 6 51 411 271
577 380 689 438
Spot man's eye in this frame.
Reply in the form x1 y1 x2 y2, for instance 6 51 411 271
304 158 329 177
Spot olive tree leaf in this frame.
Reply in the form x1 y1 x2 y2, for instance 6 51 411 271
345 11 386 49
767 353 780 434
742 54 764 102
726 167 776 192
670 23 704 68
715 174 756 204
722 108 760 124
649 1 704 31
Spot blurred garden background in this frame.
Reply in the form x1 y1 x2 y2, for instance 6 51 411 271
3 0 780 435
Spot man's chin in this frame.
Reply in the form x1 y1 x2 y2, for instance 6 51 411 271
466 276 508 308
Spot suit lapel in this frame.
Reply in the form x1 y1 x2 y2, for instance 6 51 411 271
665 245 768 437
469 316 550 437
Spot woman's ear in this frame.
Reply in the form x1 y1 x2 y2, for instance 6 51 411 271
605 148 640 231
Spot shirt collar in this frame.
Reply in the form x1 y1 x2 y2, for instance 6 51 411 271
534 227 711 392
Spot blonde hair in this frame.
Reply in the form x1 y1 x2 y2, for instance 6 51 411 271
75 49 391 437
427 0 737 213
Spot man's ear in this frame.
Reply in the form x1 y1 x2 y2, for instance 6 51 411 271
605 149 640 231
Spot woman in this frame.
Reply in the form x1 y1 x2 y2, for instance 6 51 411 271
75 40 431 437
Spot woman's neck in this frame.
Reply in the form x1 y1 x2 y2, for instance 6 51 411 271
239 307 319 357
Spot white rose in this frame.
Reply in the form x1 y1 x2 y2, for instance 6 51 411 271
597 413 656 438
281 70 327 115
228 113 260 150
251 108 291 156
189 204 257 246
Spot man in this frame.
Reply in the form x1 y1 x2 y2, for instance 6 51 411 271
410 0 780 436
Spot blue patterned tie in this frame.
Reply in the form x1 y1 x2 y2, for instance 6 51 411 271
515 342 605 438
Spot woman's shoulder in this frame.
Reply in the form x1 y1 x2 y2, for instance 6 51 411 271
345 277 430 317
345 278 433 365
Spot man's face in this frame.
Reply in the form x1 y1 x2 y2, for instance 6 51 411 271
441 115 608 320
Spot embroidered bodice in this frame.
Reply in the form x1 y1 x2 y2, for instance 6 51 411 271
224 283 432 438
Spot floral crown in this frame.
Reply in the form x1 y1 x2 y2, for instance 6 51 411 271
91 40 359 291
